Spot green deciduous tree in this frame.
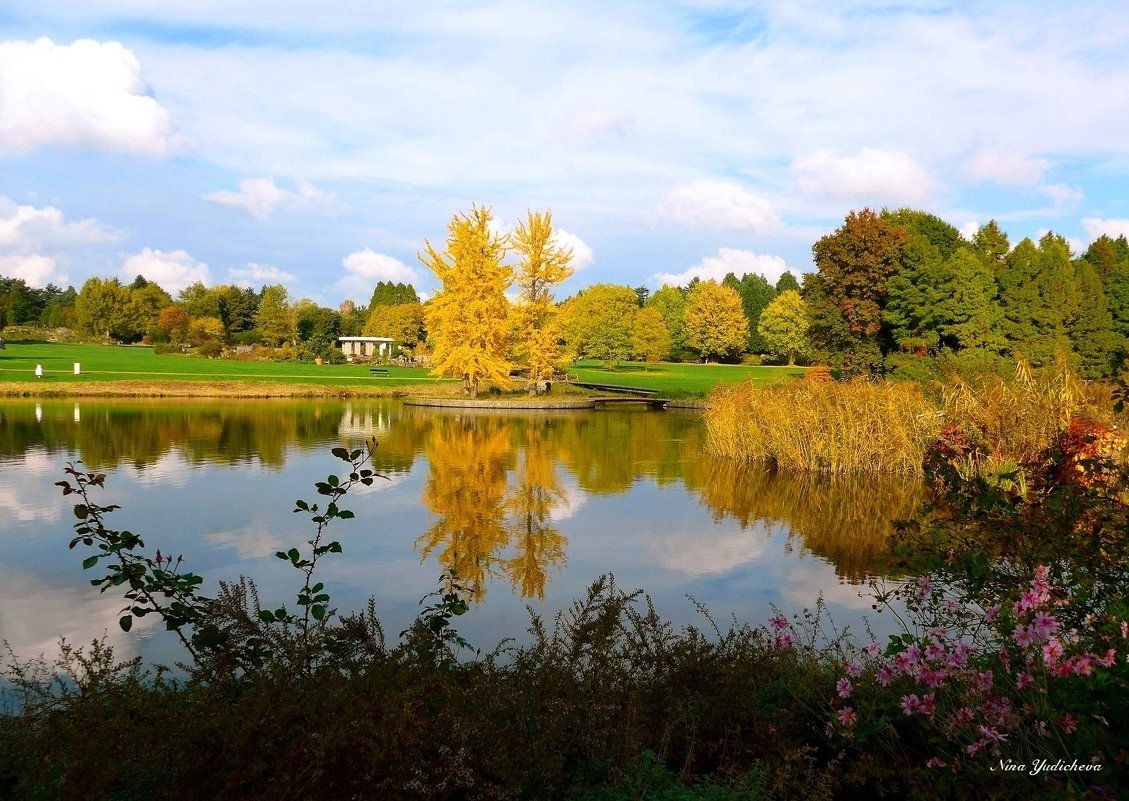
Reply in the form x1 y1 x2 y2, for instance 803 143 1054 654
631 307 671 367
420 205 514 397
560 284 638 368
806 208 910 373
75 277 133 340
682 280 749 362
256 284 296 347
758 290 810 365
645 285 687 359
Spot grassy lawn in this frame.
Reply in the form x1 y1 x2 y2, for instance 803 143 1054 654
0 343 804 397
568 359 805 397
0 342 447 391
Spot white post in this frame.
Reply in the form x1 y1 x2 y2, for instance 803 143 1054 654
35 364 43 378
74 363 81 375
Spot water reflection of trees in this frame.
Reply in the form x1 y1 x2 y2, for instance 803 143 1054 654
0 401 369 469
2 401 918 595
682 459 921 581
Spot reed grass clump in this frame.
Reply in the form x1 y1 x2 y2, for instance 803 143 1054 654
939 356 1115 472
704 379 941 474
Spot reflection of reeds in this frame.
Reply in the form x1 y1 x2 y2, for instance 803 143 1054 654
705 380 940 473
685 458 922 581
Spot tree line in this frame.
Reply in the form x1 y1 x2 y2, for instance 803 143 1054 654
4 204 1126 381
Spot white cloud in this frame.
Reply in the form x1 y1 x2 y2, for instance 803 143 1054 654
1082 217 1129 241
0 197 119 286
334 248 423 301
553 229 595 270
120 248 210 294
203 178 329 221
0 37 176 156
563 110 634 139
0 198 119 251
1040 183 1083 211
227 262 296 287
961 152 1049 187
0 254 64 287
654 526 770 577
652 247 790 288
792 148 936 205
958 220 980 241
662 180 780 232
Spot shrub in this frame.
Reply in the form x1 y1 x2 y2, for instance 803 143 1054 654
196 339 223 358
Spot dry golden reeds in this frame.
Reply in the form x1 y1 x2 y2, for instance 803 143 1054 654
704 378 941 474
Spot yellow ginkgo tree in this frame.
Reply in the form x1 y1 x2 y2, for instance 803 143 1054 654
510 209 574 393
420 205 514 398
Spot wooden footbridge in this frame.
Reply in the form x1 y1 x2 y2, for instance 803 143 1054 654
567 380 671 409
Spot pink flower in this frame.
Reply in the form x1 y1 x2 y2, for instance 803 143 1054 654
916 577 933 600
1030 611 1058 642
864 642 880 657
837 707 857 727
977 725 1007 743
836 678 853 699
983 604 1001 622
1042 638 1064 665
155 549 164 567
773 631 795 648
955 706 975 725
1058 714 1077 735
769 615 788 631
901 694 921 715
1016 672 1034 690
966 740 985 756
1120 620 1128 639
974 671 993 691
919 666 948 689
876 664 896 687
844 660 862 678
948 642 973 668
919 693 936 718
925 641 946 662
926 757 946 768
1071 656 1093 677
1097 648 1117 668
1013 625 1034 647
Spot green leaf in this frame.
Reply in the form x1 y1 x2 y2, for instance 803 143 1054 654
82 555 99 569
310 582 324 593
287 548 300 562
311 605 326 621
331 447 350 460
338 510 355 519
119 615 133 632
276 550 289 560
73 504 89 520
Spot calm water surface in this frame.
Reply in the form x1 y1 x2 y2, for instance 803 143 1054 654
0 399 919 667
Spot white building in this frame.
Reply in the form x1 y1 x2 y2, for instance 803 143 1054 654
338 336 395 361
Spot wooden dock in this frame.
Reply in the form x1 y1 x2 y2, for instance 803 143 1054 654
591 396 670 409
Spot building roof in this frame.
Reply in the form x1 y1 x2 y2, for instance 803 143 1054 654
337 336 395 342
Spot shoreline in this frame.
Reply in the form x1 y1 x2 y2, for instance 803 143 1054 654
0 379 708 407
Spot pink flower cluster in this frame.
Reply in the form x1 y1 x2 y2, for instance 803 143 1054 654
769 615 795 649
826 565 1125 766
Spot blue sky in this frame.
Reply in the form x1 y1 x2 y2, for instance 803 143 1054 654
2 1 1129 305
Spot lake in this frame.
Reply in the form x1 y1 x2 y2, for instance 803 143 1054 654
0 399 919 668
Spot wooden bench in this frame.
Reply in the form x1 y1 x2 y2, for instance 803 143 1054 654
370 367 389 377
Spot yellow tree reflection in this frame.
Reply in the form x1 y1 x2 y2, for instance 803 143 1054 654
417 416 515 601
503 422 568 599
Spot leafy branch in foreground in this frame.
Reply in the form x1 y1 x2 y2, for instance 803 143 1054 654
56 437 391 674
